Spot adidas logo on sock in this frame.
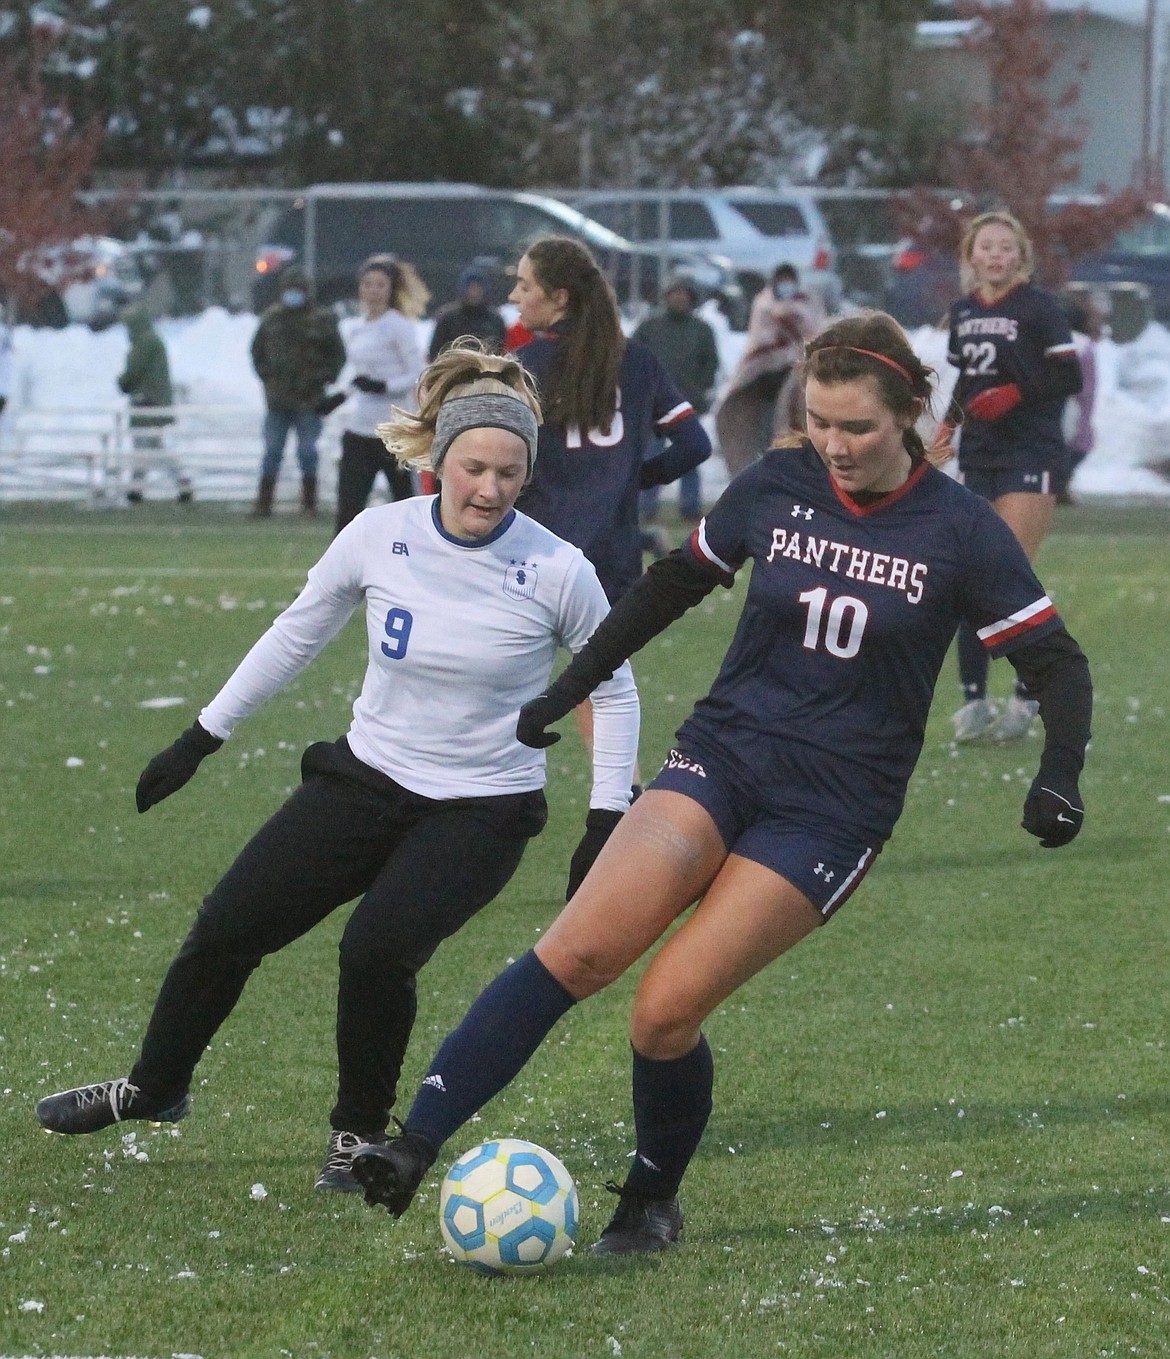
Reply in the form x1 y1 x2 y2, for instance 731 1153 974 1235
423 1073 447 1092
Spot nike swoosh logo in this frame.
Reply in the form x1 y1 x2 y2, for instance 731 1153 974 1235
1056 813 1074 824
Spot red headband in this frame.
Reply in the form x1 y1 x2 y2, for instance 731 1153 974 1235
817 346 915 388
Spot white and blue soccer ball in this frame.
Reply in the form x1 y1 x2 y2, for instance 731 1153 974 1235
439 1137 579 1275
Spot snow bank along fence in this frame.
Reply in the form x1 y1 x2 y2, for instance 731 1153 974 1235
0 405 342 506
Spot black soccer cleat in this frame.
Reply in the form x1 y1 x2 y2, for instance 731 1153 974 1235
591 1180 684 1255
314 1129 387 1193
36 1077 190 1135
350 1130 436 1217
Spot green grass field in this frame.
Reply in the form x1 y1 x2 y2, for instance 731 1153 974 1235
1 499 1168 1359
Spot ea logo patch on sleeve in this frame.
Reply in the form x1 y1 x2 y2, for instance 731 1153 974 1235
503 561 538 600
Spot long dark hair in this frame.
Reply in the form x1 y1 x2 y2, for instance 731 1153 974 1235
801 312 936 460
524 236 624 430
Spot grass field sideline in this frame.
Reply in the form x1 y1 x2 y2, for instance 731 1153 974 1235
1 500 1167 1358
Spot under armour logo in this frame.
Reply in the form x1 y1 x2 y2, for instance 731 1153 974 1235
791 504 815 520
392 542 410 556
813 862 835 882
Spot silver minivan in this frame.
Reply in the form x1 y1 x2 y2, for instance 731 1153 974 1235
558 188 842 314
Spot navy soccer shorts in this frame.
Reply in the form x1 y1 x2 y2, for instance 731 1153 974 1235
648 743 878 919
961 462 1067 500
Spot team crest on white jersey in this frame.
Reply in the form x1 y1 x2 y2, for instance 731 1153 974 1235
503 560 538 600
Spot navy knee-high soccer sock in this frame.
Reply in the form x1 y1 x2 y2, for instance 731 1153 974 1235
957 621 989 701
623 1036 714 1199
403 950 576 1154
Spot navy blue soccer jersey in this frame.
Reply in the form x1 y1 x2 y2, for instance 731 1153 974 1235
516 333 707 601
947 282 1078 470
681 442 1063 841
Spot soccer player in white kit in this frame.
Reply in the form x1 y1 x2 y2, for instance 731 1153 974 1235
35 344 640 1195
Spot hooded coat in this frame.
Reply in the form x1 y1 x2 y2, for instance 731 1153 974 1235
250 270 346 411
118 309 174 428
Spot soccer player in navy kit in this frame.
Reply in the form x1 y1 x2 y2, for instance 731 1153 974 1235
353 311 1092 1254
508 236 711 777
35 345 640 1196
944 211 1083 743
510 236 712 606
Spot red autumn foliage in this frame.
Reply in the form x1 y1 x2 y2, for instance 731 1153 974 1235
0 31 107 316
895 0 1150 285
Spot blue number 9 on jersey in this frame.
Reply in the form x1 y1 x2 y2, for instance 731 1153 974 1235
381 606 413 660
439 1138 578 1275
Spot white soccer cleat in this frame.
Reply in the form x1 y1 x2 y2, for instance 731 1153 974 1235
988 695 1040 742
951 697 998 743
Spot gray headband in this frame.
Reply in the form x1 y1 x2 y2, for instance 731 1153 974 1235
431 393 539 479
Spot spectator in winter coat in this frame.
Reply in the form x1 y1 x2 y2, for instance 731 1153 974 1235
118 307 191 505
331 255 429 534
715 263 823 477
632 274 719 523
427 266 507 361
249 265 346 518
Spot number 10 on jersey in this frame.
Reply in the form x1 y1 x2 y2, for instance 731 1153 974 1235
799 587 867 659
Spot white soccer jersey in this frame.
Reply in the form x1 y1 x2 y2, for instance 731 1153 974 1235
340 309 425 438
200 497 639 808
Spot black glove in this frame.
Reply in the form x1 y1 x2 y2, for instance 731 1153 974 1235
352 374 388 395
314 390 347 416
566 808 623 900
516 691 576 749
135 721 223 813
1022 750 1084 847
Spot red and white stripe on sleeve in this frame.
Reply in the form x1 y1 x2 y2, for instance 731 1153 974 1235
976 595 1057 648
655 399 695 429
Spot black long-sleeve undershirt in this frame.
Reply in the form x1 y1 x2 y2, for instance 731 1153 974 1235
547 549 1092 774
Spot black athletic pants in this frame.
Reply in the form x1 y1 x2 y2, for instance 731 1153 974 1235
334 430 416 535
129 739 547 1137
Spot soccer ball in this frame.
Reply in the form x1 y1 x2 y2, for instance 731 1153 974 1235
439 1138 579 1276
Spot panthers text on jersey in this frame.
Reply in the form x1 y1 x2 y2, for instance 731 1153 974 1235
683 442 1063 841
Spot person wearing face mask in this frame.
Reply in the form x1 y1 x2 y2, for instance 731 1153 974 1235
248 265 346 518
332 255 429 535
34 342 639 1200
715 263 824 478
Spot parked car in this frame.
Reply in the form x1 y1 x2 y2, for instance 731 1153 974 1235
12 236 146 329
251 183 742 321
811 190 903 311
1058 201 1170 325
560 187 842 315
884 200 1170 332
